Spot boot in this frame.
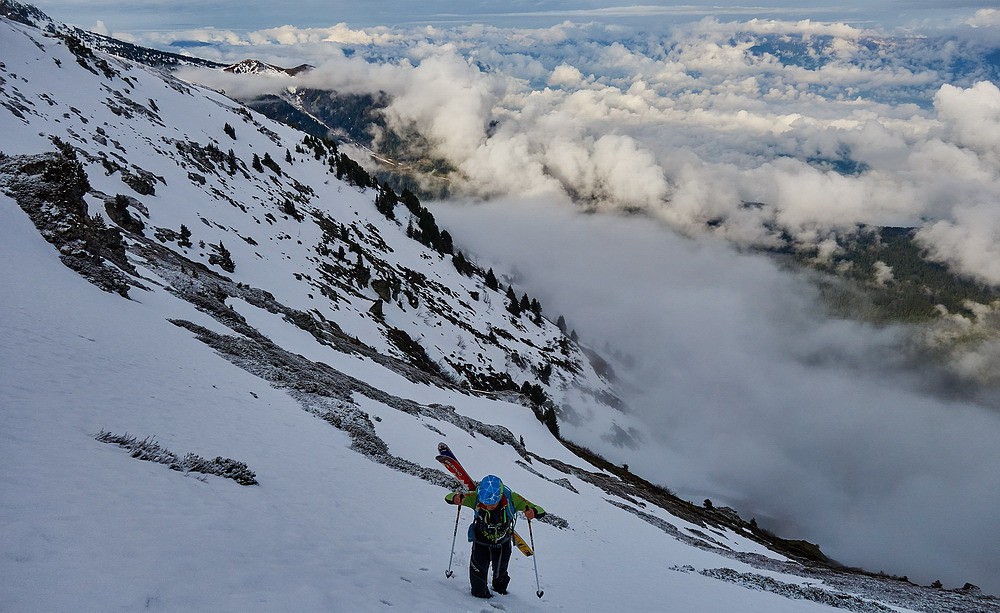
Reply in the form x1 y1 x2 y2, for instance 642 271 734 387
492 573 510 595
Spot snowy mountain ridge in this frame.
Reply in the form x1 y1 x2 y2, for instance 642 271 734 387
0 0 220 70
223 59 314 77
1 5 998 611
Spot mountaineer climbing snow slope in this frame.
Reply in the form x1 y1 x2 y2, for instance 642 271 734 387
1 3 998 611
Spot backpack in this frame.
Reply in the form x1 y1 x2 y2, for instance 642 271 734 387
468 488 516 544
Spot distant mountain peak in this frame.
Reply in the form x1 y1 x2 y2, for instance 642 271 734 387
0 0 54 29
223 59 314 76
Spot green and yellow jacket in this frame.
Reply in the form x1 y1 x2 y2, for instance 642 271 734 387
445 488 545 544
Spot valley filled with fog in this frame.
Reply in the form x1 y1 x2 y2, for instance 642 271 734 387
435 194 1000 593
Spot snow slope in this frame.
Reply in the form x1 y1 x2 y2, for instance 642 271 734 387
0 5 632 434
0 193 845 612
1 9 997 612
0 197 896 612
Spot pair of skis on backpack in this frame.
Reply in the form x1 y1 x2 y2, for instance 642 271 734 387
436 442 534 557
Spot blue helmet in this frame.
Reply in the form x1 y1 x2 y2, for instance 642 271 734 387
477 475 504 505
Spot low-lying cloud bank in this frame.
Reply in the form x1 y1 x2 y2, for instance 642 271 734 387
433 196 1000 595
172 14 1000 289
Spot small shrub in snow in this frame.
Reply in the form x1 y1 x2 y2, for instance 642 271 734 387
95 430 258 485
181 453 258 486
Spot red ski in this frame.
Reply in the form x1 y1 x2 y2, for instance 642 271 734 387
436 442 476 491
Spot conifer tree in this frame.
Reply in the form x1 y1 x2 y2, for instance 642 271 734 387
452 251 469 276
400 188 421 215
529 384 547 406
354 252 370 287
439 230 454 255
281 199 302 222
416 209 440 251
209 241 235 272
261 152 280 173
506 287 520 315
530 298 542 322
484 268 499 291
543 406 559 437
374 185 397 220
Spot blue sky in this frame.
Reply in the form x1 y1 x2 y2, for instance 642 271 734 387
28 0 990 32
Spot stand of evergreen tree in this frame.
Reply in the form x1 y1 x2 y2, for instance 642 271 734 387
261 152 281 174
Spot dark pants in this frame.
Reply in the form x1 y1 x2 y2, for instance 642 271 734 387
469 539 512 597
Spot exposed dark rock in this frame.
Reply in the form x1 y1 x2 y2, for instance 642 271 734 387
0 150 137 296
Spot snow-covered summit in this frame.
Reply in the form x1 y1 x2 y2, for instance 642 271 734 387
0 0 51 29
223 58 313 76
1 7 998 612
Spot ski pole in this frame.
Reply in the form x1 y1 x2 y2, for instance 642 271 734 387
445 501 462 578
528 518 543 598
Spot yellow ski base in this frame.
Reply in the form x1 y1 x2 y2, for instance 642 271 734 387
513 530 533 557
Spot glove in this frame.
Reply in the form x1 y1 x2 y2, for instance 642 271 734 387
526 506 545 520
452 493 465 505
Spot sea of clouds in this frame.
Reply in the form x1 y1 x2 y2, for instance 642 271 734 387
105 9 1000 593
163 12 1000 285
